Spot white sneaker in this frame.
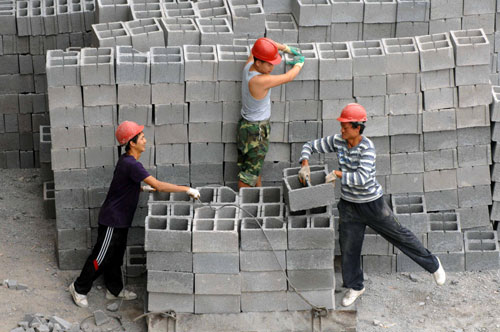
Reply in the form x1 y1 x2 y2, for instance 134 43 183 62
341 287 365 307
433 257 446 286
69 282 88 308
106 289 137 300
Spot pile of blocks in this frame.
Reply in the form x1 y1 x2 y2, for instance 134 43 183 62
0 0 95 169
145 184 337 313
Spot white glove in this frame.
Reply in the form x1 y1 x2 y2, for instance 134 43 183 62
298 165 311 185
325 171 337 185
142 185 155 192
187 188 201 200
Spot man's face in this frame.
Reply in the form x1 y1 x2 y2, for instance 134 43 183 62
134 132 146 152
255 59 275 74
340 122 360 140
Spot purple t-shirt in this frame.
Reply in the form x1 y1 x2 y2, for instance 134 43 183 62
98 154 150 228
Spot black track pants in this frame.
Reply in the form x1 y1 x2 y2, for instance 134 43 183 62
74 224 129 296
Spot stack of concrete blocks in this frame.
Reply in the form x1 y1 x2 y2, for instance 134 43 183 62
239 187 288 311
281 166 336 310
491 86 500 228
43 180 56 219
0 0 95 169
184 44 224 187
125 245 146 284
39 125 53 181
151 45 190 186
463 230 500 270
145 190 195 313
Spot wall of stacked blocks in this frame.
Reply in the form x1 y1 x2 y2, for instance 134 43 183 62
2 0 500 313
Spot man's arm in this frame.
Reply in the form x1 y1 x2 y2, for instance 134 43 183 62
299 136 337 165
143 176 190 193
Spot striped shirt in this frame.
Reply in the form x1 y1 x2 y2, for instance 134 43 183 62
300 134 383 203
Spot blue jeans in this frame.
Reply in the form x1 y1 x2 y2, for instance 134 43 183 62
338 197 439 291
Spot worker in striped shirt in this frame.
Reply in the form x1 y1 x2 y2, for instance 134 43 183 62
298 103 446 307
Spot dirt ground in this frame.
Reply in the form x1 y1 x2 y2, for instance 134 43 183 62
1 168 500 332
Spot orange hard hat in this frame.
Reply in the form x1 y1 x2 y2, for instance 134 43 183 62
337 103 367 122
115 121 144 146
252 37 282 65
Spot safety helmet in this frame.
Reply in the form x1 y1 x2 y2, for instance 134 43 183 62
115 121 144 146
252 37 282 65
337 103 367 122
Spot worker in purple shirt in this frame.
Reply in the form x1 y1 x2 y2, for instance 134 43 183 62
69 121 200 308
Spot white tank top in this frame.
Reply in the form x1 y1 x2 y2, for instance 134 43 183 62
240 62 271 122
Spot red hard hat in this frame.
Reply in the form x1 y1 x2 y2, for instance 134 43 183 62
337 103 367 122
115 121 144 146
252 37 282 65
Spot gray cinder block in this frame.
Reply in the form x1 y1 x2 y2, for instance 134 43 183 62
147 270 193 294
239 250 286 271
283 171 335 212
147 251 193 272
145 216 191 252
415 33 455 72
241 271 287 292
148 293 194 313
287 215 335 250
193 253 239 274
464 231 500 271
192 218 238 253
195 273 241 295
240 217 287 251
242 291 288 312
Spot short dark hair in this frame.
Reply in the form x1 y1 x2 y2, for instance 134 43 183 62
125 133 140 153
351 122 366 135
253 56 267 64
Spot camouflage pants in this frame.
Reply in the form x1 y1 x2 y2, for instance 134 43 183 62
237 118 271 186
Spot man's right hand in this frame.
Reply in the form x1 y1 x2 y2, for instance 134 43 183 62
298 164 311 186
283 44 302 56
286 55 305 68
187 188 201 200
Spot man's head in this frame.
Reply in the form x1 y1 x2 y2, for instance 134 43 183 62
251 38 281 74
115 121 145 154
337 103 367 139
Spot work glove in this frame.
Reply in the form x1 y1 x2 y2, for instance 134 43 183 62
283 44 302 56
286 55 305 68
187 188 201 200
298 164 311 186
325 171 337 186
142 185 155 192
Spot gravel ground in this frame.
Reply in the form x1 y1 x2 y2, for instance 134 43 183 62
1 169 499 332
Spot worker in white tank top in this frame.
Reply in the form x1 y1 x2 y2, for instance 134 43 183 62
237 37 305 189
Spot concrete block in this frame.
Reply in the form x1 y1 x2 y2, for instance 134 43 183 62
84 146 118 168
349 40 386 76
331 0 363 22
422 109 456 132
82 85 117 107
145 216 191 252
319 80 353 100
49 107 84 128
239 250 286 271
152 83 185 104
321 99 355 120
423 87 457 110
185 81 219 102
463 0 495 14
353 75 386 97
364 0 397 23
423 130 457 151
458 84 491 108
396 0 430 22
420 69 455 91
362 23 396 40
288 121 321 143
464 231 500 271
284 43 319 81
242 291 288 312
287 215 335 250
285 80 319 100
455 65 490 86
184 44 218 81
388 114 421 135
423 169 457 192
395 21 429 37
391 152 424 174
430 0 463 20
51 148 85 170
424 149 458 171
192 218 238 253
117 84 151 105
387 173 424 194
265 13 298 43
159 17 200 46
286 249 334 270
456 105 489 129
188 122 222 143
150 46 184 84
147 252 193 272
196 17 234 45
148 292 193 313
331 22 363 42
457 165 490 187
291 0 332 26
416 33 455 71
390 134 422 153
157 164 190 185
156 144 189 164
424 189 458 212
228 0 266 36
124 18 165 52
47 86 82 110
283 172 335 212
148 270 193 294
155 124 188 144
193 253 239 274
429 17 462 35
190 163 223 183
450 29 490 66
241 271 286 292
195 273 241 295
382 37 419 74
458 144 491 167
387 93 421 115
458 185 492 208
457 127 490 147
115 46 149 84
287 269 334 291
463 13 495 34
194 295 240 314
57 249 91 270
80 47 115 86
154 104 188 125
240 217 287 251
